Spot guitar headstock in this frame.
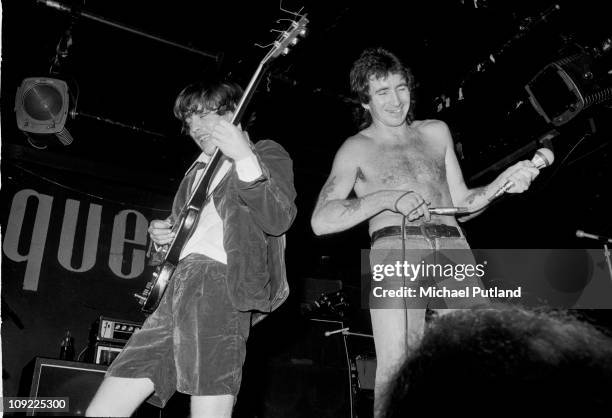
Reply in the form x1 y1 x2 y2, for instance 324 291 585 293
262 14 309 64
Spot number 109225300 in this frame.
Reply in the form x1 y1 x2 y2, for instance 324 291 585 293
1 397 69 412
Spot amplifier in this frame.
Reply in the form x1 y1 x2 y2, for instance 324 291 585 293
96 316 142 344
355 355 376 390
94 343 125 366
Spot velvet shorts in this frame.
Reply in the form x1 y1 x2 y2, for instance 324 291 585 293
107 253 251 407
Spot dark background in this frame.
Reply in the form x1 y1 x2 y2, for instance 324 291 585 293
2 0 612 414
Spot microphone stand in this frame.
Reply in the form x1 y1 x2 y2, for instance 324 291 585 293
577 230 612 282
604 243 612 283
324 327 373 339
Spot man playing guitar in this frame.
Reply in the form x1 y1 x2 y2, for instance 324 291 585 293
86 80 297 417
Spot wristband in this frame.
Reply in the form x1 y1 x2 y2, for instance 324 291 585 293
394 191 414 213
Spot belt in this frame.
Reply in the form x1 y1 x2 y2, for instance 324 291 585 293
371 224 461 245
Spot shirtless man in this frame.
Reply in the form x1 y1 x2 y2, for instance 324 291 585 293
311 47 540 416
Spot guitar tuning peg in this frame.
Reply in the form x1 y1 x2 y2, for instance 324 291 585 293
291 38 299 45
282 47 290 55
299 29 307 37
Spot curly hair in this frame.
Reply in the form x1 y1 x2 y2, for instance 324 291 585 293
382 306 612 416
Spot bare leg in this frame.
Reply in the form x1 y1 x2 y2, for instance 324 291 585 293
370 308 426 418
85 376 154 417
190 394 234 418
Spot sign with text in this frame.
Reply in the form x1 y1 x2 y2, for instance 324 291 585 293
1 165 172 398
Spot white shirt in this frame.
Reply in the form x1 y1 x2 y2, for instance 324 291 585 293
179 152 262 264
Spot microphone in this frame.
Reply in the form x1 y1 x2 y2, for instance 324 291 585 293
491 148 554 200
429 207 469 215
576 230 612 244
324 328 349 337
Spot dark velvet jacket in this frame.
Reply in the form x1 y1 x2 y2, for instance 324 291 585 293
169 140 297 321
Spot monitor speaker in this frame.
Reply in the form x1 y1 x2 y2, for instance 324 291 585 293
24 357 164 416
27 358 107 416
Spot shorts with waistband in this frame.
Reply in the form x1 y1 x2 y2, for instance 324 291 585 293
106 254 251 407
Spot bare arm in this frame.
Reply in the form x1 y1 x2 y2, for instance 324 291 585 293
311 140 403 235
440 121 540 213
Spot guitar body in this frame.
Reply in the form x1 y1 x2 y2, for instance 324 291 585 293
135 206 200 313
134 14 308 314
140 262 176 313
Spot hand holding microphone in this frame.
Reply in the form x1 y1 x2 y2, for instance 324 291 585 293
490 148 554 201
428 148 554 216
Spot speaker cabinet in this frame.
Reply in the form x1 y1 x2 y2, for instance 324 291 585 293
27 358 107 416
23 357 167 417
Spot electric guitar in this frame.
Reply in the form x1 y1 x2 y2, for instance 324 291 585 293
134 15 308 314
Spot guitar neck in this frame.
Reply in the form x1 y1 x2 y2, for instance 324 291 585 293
183 14 308 209
231 61 269 126
187 61 270 209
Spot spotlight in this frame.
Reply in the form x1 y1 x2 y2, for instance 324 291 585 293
15 77 74 145
525 53 612 127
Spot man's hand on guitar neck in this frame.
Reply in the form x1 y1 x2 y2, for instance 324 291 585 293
148 219 175 246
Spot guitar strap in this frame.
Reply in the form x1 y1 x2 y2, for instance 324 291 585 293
168 166 198 225
187 161 208 193
171 157 232 222
147 162 213 266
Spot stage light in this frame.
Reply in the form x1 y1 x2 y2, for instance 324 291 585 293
15 77 74 145
525 53 612 127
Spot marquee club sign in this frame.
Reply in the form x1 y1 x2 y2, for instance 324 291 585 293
3 188 155 291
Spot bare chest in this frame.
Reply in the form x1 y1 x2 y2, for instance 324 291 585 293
360 142 446 188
